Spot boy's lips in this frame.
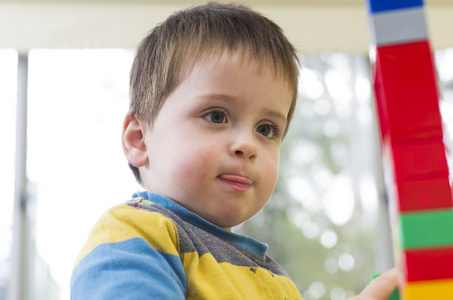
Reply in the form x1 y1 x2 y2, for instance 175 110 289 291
218 174 253 192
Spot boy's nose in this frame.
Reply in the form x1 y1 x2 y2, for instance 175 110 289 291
230 132 257 160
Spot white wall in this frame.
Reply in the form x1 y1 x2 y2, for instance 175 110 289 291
1 0 453 53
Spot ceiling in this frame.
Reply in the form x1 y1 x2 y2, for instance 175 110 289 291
1 0 452 53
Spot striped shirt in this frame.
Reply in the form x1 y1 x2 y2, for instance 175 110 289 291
71 191 302 299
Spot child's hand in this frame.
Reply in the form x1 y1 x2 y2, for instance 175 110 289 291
351 268 399 300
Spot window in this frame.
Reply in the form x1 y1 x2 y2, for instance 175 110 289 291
0 49 18 300
27 49 140 299
7 47 453 300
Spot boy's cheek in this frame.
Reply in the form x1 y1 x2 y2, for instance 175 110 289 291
263 161 279 187
259 158 279 192
171 148 218 185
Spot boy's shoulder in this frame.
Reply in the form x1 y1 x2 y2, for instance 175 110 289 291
100 199 181 238
73 200 181 268
123 196 182 225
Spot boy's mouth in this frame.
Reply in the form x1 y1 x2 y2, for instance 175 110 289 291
218 174 253 192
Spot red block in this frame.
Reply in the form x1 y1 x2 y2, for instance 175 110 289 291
395 177 453 212
373 61 389 143
381 138 451 212
389 139 449 181
374 40 443 143
402 245 453 282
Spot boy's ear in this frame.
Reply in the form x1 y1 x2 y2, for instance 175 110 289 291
122 113 148 168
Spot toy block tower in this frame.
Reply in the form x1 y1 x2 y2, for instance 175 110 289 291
365 0 453 298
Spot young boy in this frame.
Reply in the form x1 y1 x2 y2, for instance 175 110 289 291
71 3 397 299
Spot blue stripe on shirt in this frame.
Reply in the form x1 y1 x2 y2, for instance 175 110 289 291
71 237 187 299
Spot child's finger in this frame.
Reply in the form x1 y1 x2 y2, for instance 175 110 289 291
355 268 399 300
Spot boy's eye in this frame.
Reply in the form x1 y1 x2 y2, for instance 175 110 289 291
204 110 227 124
257 124 279 138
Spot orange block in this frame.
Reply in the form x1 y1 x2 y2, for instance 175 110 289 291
403 278 453 300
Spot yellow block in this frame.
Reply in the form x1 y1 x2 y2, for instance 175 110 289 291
403 279 453 300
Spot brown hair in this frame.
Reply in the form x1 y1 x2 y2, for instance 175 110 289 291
128 2 300 183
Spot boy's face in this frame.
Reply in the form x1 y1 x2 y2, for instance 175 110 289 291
138 53 293 230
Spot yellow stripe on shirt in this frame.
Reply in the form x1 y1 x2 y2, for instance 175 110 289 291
73 204 180 268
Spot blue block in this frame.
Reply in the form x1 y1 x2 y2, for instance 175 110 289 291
367 0 424 13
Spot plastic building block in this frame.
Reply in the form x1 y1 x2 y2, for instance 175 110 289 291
389 139 449 181
374 41 443 143
366 0 423 14
395 177 452 212
381 140 450 208
373 61 388 143
404 278 453 299
402 245 453 282
378 143 452 213
369 7 428 46
387 288 400 300
399 210 453 249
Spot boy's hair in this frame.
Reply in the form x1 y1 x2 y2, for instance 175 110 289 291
128 2 300 184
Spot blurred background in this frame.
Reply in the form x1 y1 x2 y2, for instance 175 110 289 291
1 0 453 299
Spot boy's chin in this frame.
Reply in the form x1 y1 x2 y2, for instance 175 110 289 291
209 214 253 231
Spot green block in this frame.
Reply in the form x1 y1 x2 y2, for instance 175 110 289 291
399 210 453 249
388 287 400 300
371 273 381 280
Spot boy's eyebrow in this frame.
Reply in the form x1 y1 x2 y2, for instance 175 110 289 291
202 93 288 124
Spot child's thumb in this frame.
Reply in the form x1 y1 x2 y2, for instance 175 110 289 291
353 268 399 300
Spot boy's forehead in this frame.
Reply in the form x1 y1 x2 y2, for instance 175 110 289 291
180 51 294 115
181 49 292 88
